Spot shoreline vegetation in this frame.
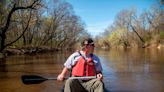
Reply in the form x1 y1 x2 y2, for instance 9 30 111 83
0 42 164 58
103 42 164 50
3 47 60 55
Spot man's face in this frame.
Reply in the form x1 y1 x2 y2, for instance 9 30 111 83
86 44 95 53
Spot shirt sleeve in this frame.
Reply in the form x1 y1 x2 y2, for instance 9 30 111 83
64 52 80 69
93 54 103 72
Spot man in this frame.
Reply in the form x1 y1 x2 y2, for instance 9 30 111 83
57 38 104 92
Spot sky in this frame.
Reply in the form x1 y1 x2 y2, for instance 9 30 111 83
66 0 160 37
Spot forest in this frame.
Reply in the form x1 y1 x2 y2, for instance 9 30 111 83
0 0 163 56
95 2 163 49
0 0 91 55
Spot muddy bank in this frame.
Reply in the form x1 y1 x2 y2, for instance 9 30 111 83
1 43 164 58
2 47 60 56
103 43 164 50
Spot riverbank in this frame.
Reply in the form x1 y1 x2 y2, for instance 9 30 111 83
103 43 164 50
0 47 60 58
1 43 164 58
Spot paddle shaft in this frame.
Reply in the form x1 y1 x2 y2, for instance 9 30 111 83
25 76 96 80
69 76 96 80
21 75 96 84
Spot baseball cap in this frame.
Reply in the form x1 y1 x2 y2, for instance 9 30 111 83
81 38 94 47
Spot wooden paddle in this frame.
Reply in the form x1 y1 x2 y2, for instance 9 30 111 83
21 75 96 84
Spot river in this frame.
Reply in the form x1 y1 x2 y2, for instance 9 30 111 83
0 48 164 92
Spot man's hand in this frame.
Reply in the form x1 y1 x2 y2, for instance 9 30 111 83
57 73 65 81
96 73 103 81
57 67 69 81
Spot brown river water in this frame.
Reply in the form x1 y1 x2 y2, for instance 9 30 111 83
0 48 164 92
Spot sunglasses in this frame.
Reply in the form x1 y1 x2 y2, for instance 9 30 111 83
88 44 95 47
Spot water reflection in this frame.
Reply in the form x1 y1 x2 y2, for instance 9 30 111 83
96 48 164 92
0 48 164 92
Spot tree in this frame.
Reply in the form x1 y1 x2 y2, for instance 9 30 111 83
0 0 41 52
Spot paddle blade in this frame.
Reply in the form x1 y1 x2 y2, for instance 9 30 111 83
21 75 47 84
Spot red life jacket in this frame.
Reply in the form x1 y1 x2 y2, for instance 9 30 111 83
72 53 96 76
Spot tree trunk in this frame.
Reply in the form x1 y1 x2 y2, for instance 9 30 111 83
0 0 40 52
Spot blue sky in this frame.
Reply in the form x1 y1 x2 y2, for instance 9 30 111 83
66 0 160 37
